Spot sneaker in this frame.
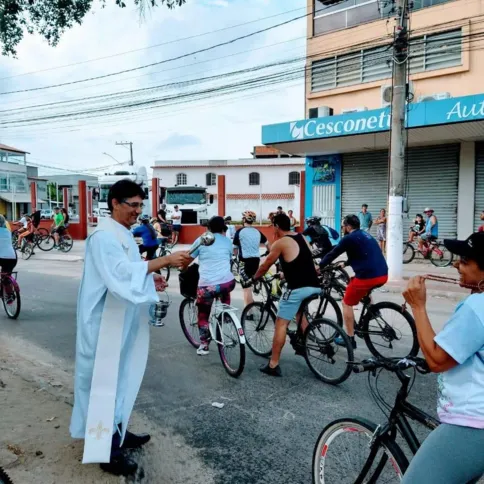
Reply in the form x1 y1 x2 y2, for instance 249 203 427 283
197 345 209 356
259 362 282 377
335 335 357 349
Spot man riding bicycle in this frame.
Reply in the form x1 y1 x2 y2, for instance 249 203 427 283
320 214 388 349
418 207 439 255
250 213 321 377
302 216 338 258
52 206 66 248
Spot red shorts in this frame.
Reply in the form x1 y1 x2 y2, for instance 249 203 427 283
343 275 388 306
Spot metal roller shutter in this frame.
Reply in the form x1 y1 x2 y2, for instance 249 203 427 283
341 151 388 237
475 143 484 232
404 144 459 239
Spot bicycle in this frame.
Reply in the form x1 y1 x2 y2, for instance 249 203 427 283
0 466 13 484
312 356 437 483
403 238 453 267
241 274 353 384
317 264 419 359
0 272 20 319
141 244 171 281
179 296 246 378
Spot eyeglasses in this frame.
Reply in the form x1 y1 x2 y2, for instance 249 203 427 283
122 200 145 209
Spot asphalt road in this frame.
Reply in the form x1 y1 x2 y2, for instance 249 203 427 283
0 259 459 484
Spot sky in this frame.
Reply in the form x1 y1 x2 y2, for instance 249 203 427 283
0 0 307 176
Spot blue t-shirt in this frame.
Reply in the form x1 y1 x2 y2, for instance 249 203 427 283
358 211 373 231
190 233 234 287
132 224 159 248
320 229 388 279
233 226 267 259
434 293 484 429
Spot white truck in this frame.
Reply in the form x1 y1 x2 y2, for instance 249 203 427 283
98 165 149 217
162 185 215 225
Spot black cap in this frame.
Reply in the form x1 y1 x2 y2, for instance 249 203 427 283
208 215 227 234
444 232 484 264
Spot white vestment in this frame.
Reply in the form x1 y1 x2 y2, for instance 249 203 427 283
70 217 158 463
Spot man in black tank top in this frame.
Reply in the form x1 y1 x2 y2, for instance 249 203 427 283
253 214 321 377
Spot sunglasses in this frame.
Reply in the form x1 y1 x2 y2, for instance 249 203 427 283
122 200 145 209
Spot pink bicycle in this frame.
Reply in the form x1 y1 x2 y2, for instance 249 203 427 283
1 272 21 319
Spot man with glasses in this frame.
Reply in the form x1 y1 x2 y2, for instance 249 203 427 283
70 180 190 476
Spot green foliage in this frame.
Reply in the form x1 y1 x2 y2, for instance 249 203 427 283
0 0 186 56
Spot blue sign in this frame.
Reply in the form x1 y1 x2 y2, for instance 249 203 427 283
262 93 484 145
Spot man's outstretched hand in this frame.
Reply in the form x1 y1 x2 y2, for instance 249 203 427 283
166 251 191 269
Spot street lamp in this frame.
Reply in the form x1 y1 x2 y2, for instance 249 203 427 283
102 152 122 165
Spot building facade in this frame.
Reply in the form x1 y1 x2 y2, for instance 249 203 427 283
262 0 484 239
152 153 305 222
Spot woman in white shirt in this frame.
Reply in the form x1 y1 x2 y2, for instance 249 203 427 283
402 231 484 483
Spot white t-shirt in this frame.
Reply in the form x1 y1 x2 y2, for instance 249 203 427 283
19 216 28 229
172 210 182 226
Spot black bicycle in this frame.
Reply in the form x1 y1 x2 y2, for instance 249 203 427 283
241 274 353 384
317 264 419 359
312 357 436 483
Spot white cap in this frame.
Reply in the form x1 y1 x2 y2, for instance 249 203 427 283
424 207 434 213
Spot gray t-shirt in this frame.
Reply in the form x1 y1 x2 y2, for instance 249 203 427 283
233 226 267 259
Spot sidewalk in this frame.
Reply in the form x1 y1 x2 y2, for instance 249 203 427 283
0 336 214 484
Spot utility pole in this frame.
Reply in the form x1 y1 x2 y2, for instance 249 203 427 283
115 141 134 166
387 0 409 281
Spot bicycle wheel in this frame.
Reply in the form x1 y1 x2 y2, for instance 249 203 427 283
402 242 415 264
2 277 21 319
179 298 200 348
306 294 343 328
430 243 453 267
0 466 14 484
38 234 55 251
37 227 49 238
303 318 353 385
362 301 419 359
21 244 33 260
59 235 73 252
241 302 276 357
216 312 245 378
231 259 240 284
312 417 408 484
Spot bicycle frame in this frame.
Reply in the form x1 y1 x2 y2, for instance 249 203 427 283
355 370 439 483
209 300 246 346
0 272 19 292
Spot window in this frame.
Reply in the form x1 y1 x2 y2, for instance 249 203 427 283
311 29 461 92
206 173 216 186
289 171 301 185
249 172 260 186
176 173 187 186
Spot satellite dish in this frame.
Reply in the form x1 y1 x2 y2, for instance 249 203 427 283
382 86 393 104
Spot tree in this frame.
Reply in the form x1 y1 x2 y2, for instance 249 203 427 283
0 0 186 57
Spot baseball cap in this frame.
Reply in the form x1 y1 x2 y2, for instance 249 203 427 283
208 215 227 233
444 232 484 265
424 207 433 213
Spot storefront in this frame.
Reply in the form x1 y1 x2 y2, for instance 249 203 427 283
262 93 484 240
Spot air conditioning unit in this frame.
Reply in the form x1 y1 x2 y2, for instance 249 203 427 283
341 107 368 114
381 82 414 107
417 92 451 103
308 106 334 119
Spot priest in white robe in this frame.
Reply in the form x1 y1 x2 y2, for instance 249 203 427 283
70 179 190 476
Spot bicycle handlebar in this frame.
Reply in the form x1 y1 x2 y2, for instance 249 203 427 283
351 357 430 375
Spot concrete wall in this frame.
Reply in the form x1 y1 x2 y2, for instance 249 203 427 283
306 0 484 115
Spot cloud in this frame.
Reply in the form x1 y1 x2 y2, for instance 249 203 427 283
155 133 202 150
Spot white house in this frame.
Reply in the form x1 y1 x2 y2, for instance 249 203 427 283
152 151 305 222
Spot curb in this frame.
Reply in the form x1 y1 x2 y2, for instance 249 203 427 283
28 254 83 262
382 282 466 301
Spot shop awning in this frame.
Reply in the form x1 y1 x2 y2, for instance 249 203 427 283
262 93 484 156
0 193 32 204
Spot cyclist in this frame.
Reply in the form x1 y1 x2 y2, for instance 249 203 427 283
188 216 235 356
0 215 17 303
288 210 297 232
320 214 388 349
233 210 269 306
61 207 70 227
408 213 425 242
52 206 65 248
132 214 159 260
224 216 236 242
402 231 484 484
251 213 320 377
418 207 438 255
151 217 167 249
303 216 338 258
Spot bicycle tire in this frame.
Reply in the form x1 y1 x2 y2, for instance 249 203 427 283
37 227 49 238
241 301 276 357
0 466 13 484
311 294 343 328
37 235 55 251
216 312 245 378
312 417 408 484
303 318 353 385
402 242 415 264
179 298 200 348
430 243 453 268
59 235 73 253
362 301 419 359
2 278 20 320
21 244 33 260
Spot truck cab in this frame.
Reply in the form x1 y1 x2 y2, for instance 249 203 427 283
163 186 215 224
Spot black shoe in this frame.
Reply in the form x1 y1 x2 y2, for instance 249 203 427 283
259 362 282 377
294 344 306 356
100 453 138 476
121 430 151 449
